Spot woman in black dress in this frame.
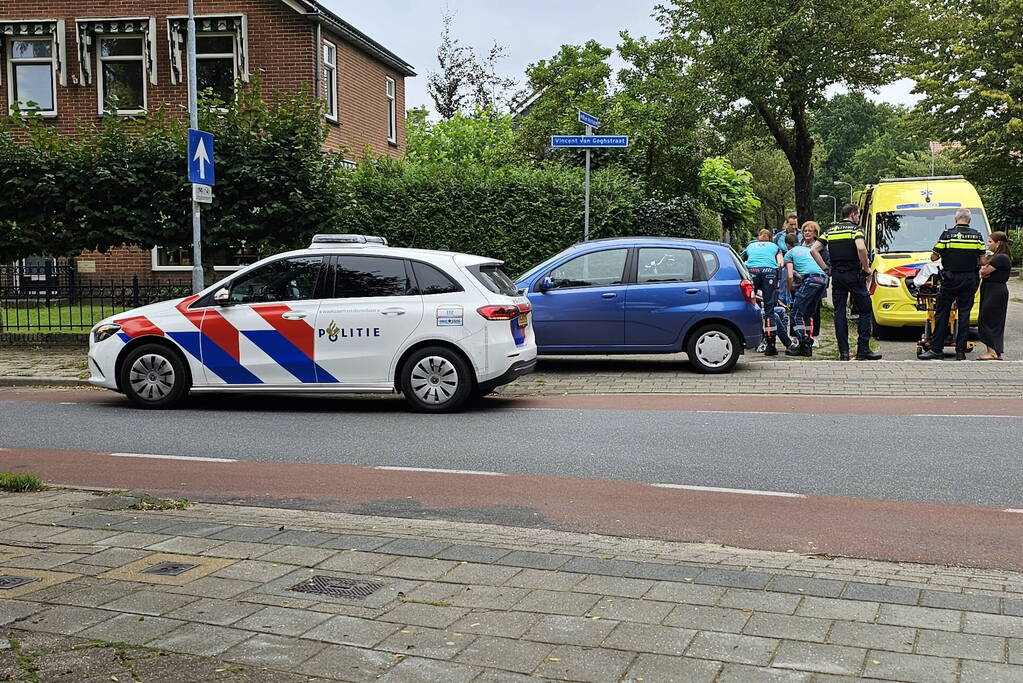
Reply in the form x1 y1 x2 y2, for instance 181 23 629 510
977 231 1012 360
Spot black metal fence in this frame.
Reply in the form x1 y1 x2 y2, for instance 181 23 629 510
1 263 191 333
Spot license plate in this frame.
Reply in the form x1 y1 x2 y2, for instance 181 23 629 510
517 313 529 327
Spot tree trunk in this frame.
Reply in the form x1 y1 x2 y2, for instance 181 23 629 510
792 155 815 225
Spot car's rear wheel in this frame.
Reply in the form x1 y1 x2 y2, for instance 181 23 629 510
120 343 189 409
401 346 473 413
873 323 896 340
687 324 740 374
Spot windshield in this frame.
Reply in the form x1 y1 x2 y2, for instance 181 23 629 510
874 209 989 253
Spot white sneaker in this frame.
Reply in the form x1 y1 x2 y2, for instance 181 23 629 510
812 338 821 347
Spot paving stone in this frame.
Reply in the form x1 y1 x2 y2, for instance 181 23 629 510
624 562 703 582
233 605 332 636
560 556 638 577
207 525 283 542
99 590 197 616
964 613 1023 638
301 614 400 647
376 538 452 558
588 596 674 624
512 589 601 616
31 643 126 681
876 603 962 631
378 602 468 628
149 622 254 655
168 576 260 599
645 581 727 605
450 610 540 638
695 568 772 590
155 521 232 538
771 641 866 676
206 559 294 583
74 547 151 568
164 597 263 625
1012 638 1022 665
573 575 655 598
109 517 182 533
765 575 845 599
377 655 480 683
0 599 44 625
1 524 67 542
256 545 337 567
58 513 122 529
15 605 112 635
444 584 530 610
795 596 878 622
442 562 522 586
718 588 802 615
377 624 476 659
959 660 1023 683
455 635 554 673
144 536 225 555
96 532 171 549
742 613 831 643
317 534 392 551
49 562 108 577
474 671 540 683
522 614 618 647
204 540 280 559
313 551 396 574
503 568 583 591
623 653 722 682
827 620 916 652
915 628 1006 662
263 530 338 547
1004 600 1023 618
664 604 751 632
863 650 958 683
57 583 143 608
685 631 778 666
78 612 183 645
377 556 458 580
223 632 326 669
45 528 121 545
919 589 1001 614
500 551 572 570
4 552 87 570
434 544 512 564
717 663 813 682
603 621 696 655
533 644 635 683
841 582 920 606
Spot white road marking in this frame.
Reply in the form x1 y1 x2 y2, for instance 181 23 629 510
373 466 506 476
58 402 77 405
911 414 1002 419
110 452 237 463
650 483 806 498
1005 509 1023 514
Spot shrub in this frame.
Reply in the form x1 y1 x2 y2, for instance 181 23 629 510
0 471 44 492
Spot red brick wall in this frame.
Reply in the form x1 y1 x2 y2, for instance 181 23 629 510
75 245 189 284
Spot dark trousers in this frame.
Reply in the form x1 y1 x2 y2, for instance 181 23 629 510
750 267 779 341
978 281 1008 355
792 274 826 343
931 271 979 353
832 270 872 356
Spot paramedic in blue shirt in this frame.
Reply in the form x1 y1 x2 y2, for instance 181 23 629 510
784 233 829 357
742 229 785 355
774 212 799 253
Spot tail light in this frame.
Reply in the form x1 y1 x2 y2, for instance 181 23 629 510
739 280 757 306
477 305 521 320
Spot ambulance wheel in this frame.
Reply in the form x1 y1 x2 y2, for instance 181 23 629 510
120 343 189 409
687 324 740 374
401 346 473 413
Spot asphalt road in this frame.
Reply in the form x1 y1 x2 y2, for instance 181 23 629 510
2 392 1019 507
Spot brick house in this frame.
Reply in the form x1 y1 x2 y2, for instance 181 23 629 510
1 0 414 281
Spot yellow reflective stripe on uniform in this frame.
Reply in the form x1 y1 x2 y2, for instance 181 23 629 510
944 240 986 249
820 230 862 242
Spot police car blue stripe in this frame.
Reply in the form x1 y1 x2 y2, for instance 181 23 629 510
314 364 340 383
168 331 263 385
242 330 319 383
117 332 132 343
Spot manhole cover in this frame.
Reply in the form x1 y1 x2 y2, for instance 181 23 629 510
289 576 384 599
143 562 200 576
0 575 39 590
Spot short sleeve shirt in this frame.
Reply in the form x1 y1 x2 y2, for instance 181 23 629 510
933 224 986 272
784 245 826 277
818 222 864 272
743 241 782 268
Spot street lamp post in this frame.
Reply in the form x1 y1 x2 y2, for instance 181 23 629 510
833 180 853 205
819 194 837 225
187 0 203 293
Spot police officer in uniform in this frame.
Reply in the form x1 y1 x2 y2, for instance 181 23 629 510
919 208 987 360
813 204 882 361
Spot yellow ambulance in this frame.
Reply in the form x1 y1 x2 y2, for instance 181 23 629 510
855 176 990 332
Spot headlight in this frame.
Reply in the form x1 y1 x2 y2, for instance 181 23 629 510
92 323 122 343
875 273 900 287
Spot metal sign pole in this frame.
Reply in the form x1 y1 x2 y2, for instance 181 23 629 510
187 0 204 293
583 123 592 241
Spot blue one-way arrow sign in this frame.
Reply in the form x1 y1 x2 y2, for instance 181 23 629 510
187 128 215 186
551 135 628 148
578 110 600 128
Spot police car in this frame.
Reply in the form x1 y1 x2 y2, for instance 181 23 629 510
88 235 537 412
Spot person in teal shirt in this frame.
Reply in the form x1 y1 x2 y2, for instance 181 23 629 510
742 229 785 355
784 231 828 357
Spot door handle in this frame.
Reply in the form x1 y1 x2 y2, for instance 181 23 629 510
381 307 406 316
685 288 701 295
601 293 617 299
281 311 307 320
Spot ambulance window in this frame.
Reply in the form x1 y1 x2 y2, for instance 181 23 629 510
228 256 323 303
334 256 412 298
410 261 462 295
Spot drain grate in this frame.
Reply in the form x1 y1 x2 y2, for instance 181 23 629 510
0 575 39 590
143 562 200 576
289 576 384 600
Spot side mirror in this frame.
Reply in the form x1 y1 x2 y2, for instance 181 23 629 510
213 287 232 306
537 276 554 293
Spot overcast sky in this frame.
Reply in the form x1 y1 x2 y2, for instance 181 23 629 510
324 0 919 113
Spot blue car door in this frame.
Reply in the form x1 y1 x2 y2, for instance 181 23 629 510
528 248 629 348
625 247 709 347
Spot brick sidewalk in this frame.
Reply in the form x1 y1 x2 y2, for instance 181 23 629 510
2 489 1023 681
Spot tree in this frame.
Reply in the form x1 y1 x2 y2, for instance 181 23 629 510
908 0 1023 185
810 93 900 190
655 0 915 222
698 157 760 245
728 139 794 231
405 106 522 166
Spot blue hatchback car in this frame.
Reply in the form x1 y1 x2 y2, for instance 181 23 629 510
514 237 763 373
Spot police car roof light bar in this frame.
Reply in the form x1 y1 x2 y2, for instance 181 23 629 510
309 234 389 248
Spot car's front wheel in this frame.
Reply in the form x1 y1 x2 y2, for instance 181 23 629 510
120 343 190 409
400 346 473 413
687 324 740 374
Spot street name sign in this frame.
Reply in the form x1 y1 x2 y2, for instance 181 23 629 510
578 110 600 128
551 135 628 148
187 128 215 185
192 183 213 204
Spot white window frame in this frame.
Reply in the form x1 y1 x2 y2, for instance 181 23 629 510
151 247 246 273
194 32 238 102
322 40 337 122
386 76 396 144
6 36 58 116
95 35 146 115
